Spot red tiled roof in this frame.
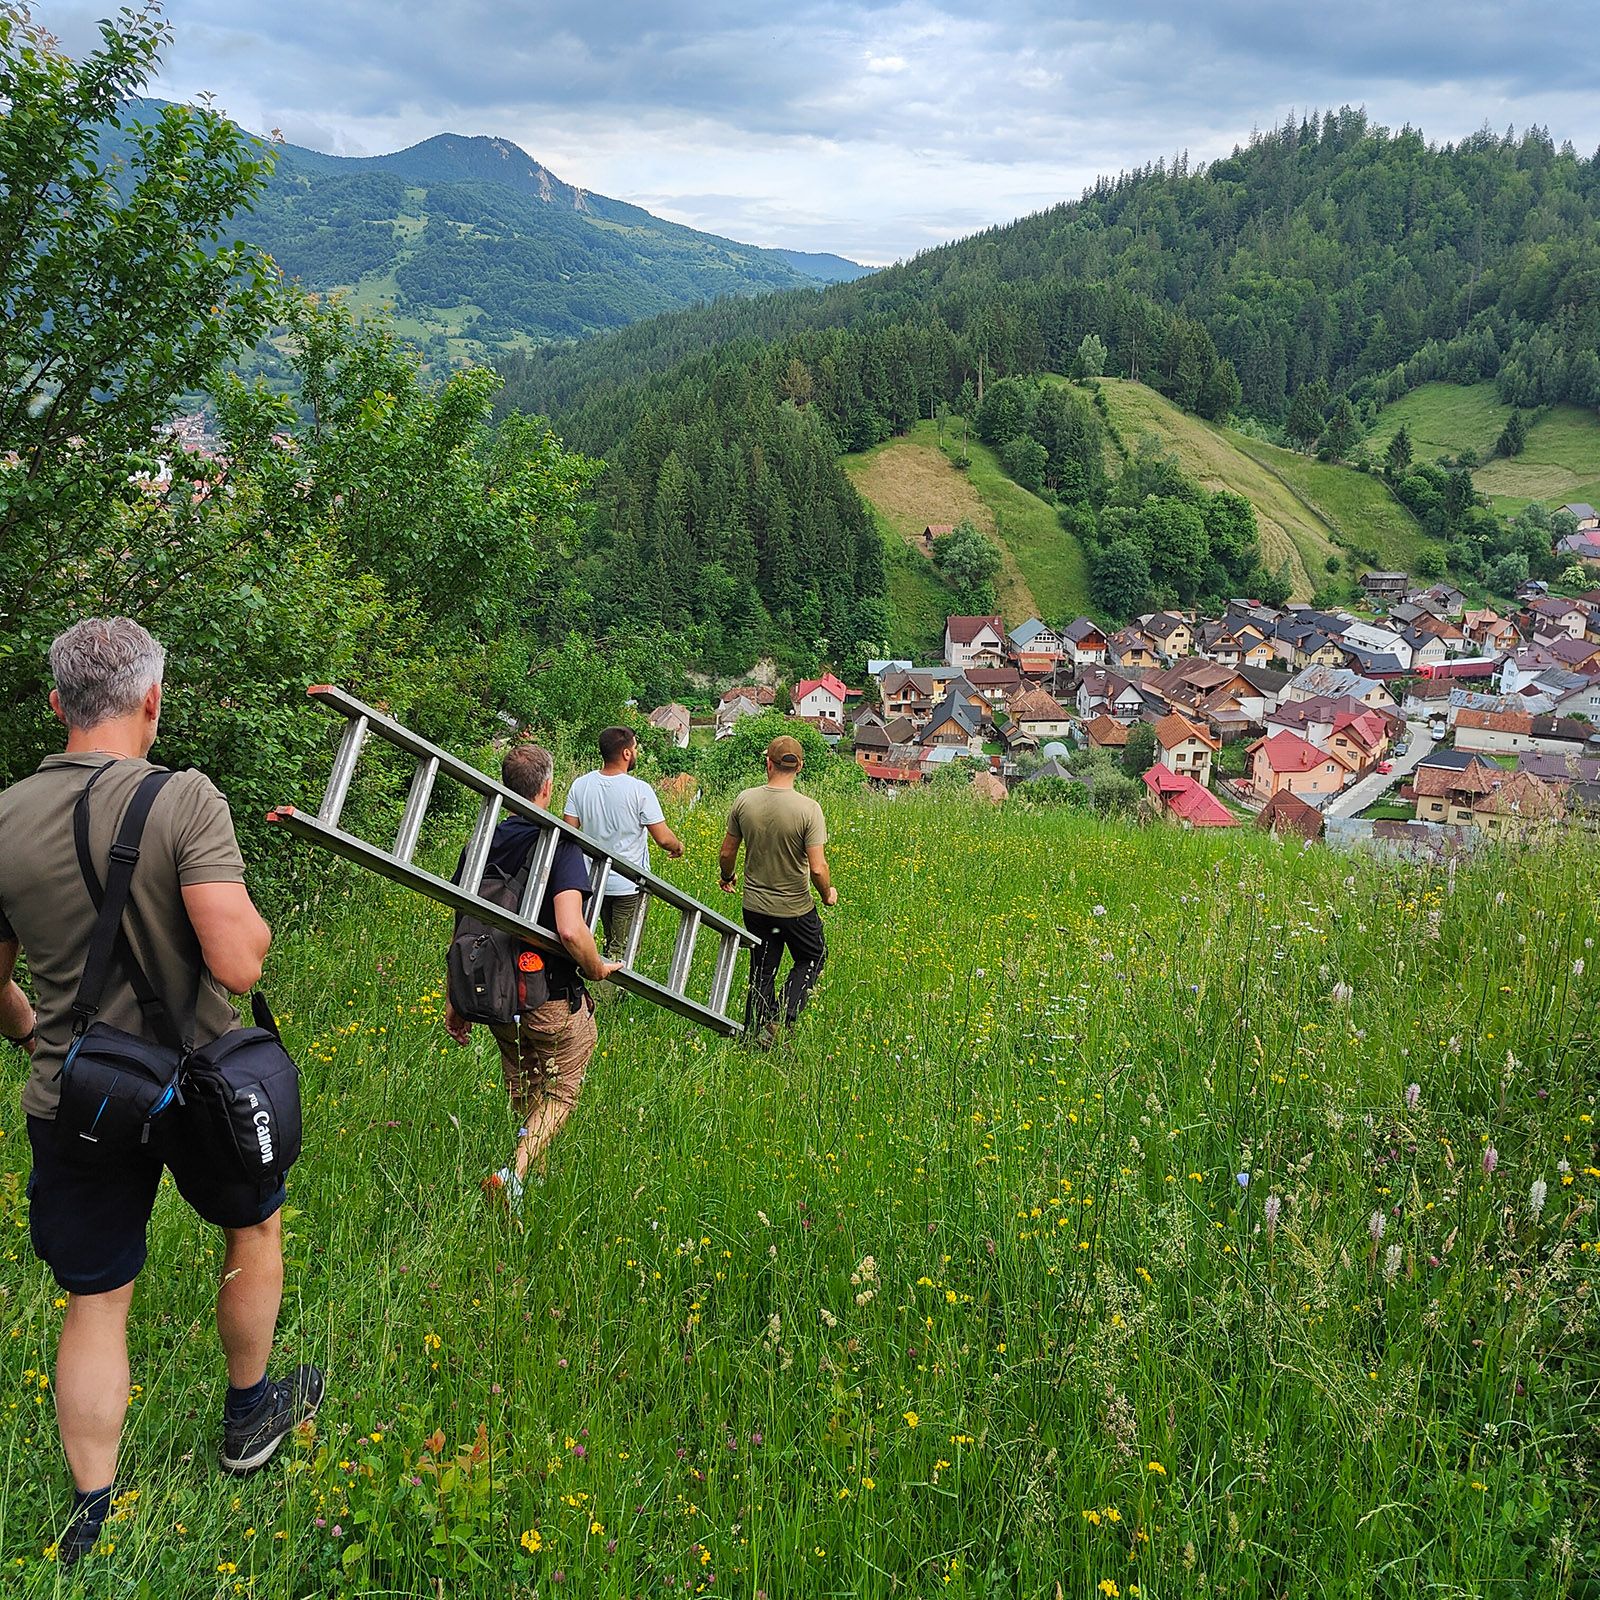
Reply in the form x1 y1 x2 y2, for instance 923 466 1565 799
1456 707 1533 735
1250 730 1330 773
1142 765 1236 826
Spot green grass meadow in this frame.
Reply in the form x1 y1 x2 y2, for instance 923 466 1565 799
1367 382 1600 520
2 792 1598 1597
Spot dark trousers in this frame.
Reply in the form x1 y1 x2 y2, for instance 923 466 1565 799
744 906 827 1027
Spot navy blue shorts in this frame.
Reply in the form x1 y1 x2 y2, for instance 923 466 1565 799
26 1115 286 1296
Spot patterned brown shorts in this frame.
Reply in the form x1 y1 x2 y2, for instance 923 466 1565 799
488 996 597 1112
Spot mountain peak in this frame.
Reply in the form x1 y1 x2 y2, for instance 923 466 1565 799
376 132 591 210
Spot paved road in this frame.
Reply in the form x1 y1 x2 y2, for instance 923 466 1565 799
1321 719 1435 819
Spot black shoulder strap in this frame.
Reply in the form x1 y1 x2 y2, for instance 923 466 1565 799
70 766 185 1050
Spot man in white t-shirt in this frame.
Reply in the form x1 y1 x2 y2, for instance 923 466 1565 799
564 727 684 973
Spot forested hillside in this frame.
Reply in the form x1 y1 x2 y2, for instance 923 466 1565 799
502 111 1599 668
105 102 868 357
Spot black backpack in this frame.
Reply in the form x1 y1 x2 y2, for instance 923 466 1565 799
447 856 550 1025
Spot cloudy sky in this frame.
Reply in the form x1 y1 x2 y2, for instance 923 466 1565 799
44 1 1600 264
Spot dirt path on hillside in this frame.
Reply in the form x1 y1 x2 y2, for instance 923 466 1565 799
847 439 1040 621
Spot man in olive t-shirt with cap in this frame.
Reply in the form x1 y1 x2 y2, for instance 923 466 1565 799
718 735 837 1046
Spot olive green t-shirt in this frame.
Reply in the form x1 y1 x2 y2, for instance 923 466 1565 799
0 753 246 1120
726 785 827 918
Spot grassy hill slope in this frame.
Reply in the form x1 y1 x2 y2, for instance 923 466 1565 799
844 421 1093 638
4 785 1592 1594
1365 381 1600 519
1096 379 1442 595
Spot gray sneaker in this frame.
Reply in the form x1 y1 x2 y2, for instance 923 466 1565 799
219 1365 325 1475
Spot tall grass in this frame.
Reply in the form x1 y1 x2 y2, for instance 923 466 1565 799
2 792 1596 1597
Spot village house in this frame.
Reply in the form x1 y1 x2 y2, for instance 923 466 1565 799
1338 641 1409 677
1076 668 1167 722
1556 502 1600 533
1248 731 1353 801
920 523 954 555
791 671 860 723
1407 582 1468 617
1400 628 1452 670
647 703 691 749
1009 617 1066 673
1083 714 1130 751
879 668 937 727
719 683 776 709
963 666 1026 709
1360 571 1409 603
1542 635 1600 673
1142 612 1195 660
715 694 765 739
1007 685 1075 741
1285 664 1397 711
1524 596 1589 640
1256 788 1326 841
1142 766 1236 827
1152 710 1220 787
921 692 986 751
1462 608 1520 653
1324 707 1391 774
1556 530 1600 567
1106 626 1162 671
1414 763 1565 833
1454 707 1596 756
1057 616 1109 669
944 614 1007 670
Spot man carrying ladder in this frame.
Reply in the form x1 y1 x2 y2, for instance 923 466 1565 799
444 744 620 1209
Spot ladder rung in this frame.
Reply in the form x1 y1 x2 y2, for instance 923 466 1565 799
622 896 648 967
318 714 369 825
667 908 700 993
518 830 558 920
709 928 740 1015
457 792 500 899
393 755 438 864
586 859 612 933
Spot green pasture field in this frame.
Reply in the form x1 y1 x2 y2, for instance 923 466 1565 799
1366 382 1600 519
2 792 1596 1597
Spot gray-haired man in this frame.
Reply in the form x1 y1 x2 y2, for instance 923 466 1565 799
0 617 322 1565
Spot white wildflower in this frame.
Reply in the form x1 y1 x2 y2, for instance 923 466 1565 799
1530 1180 1548 1220
1369 1210 1386 1244
1384 1244 1402 1285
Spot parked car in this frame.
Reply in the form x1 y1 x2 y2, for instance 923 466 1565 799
1377 760 1394 775
1395 739 1410 755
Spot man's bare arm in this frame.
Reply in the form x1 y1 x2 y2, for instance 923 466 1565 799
182 881 271 995
0 938 35 1051
717 831 740 891
552 888 620 983
807 844 838 907
647 819 684 858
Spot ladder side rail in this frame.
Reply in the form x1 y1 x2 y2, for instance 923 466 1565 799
266 809 745 1035
309 683 758 949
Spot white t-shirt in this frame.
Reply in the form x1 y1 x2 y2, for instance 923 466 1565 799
564 770 665 895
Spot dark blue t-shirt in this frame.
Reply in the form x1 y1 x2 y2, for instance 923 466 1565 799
461 818 593 989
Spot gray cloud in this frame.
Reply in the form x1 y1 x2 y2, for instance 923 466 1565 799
48 0 1600 262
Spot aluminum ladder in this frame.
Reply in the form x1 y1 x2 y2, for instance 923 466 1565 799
268 685 758 1037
